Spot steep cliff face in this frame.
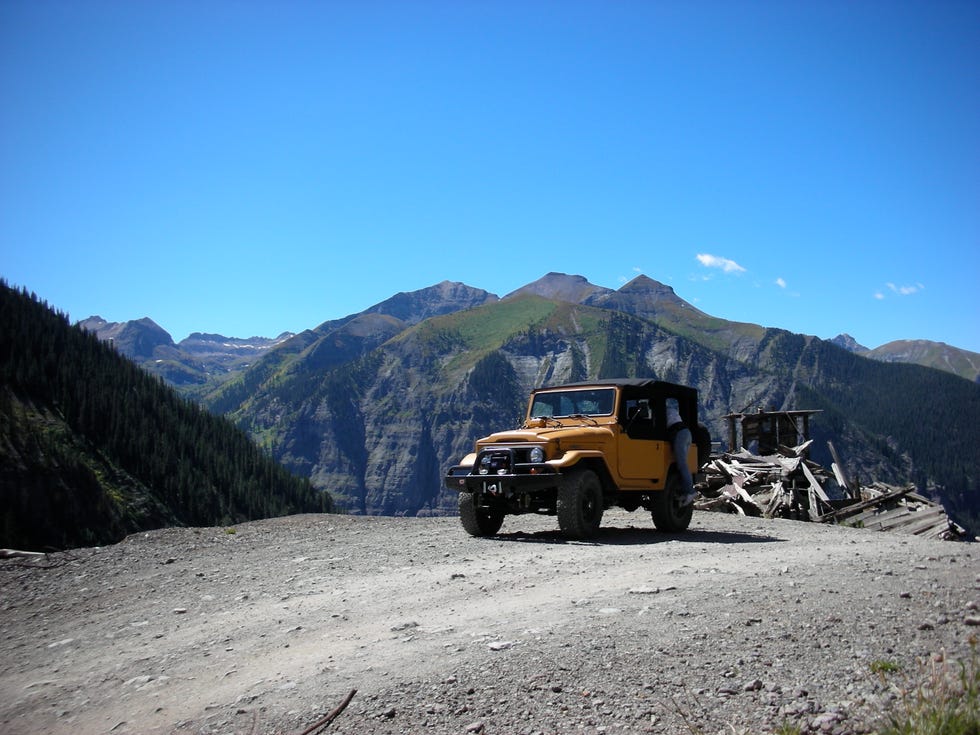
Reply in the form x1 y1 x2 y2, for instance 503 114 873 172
59 274 979 530
123 273 970 528
254 292 977 528
261 301 816 515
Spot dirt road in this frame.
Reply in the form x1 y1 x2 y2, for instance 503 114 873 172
2 509 977 734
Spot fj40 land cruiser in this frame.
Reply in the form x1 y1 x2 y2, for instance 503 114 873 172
444 379 711 539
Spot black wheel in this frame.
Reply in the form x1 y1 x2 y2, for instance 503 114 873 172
458 492 504 537
557 469 603 539
651 470 693 532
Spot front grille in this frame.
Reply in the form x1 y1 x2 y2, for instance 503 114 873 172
478 450 512 475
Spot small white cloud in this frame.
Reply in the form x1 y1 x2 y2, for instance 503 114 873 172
696 253 746 274
874 292 885 300
886 282 925 296
775 277 787 289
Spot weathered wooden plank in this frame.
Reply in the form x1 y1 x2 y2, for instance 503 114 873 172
877 506 947 532
918 518 962 540
776 456 802 474
825 486 914 522
807 485 822 521
860 506 946 533
906 491 941 506
793 439 813 455
765 480 786 517
906 513 955 537
702 436 965 539
800 461 831 504
712 459 734 480
842 505 902 527
827 441 852 495
731 475 763 513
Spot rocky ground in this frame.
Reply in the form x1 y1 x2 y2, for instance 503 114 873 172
1 509 978 735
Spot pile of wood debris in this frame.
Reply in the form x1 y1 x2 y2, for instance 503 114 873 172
696 440 970 541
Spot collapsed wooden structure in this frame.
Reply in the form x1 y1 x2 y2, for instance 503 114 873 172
698 410 969 541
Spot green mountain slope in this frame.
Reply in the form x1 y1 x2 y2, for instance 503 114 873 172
757 336 979 522
200 282 496 418
864 340 980 383
0 282 331 550
236 296 758 515
215 279 978 535
52 272 979 536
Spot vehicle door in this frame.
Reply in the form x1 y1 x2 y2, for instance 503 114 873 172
617 397 669 481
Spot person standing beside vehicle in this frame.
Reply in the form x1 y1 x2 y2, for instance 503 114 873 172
666 399 696 506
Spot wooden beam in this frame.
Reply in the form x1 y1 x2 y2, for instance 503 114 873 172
800 461 831 504
825 485 914 522
827 441 852 496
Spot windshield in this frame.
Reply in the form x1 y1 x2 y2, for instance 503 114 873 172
530 388 616 418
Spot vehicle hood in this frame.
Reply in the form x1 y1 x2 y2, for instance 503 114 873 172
477 424 614 446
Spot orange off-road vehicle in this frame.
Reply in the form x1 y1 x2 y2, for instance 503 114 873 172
444 379 711 539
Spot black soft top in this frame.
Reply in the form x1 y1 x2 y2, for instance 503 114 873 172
539 378 696 396
534 379 700 428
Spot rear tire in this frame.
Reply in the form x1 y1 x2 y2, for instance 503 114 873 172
557 469 603 539
651 469 693 532
458 492 504 537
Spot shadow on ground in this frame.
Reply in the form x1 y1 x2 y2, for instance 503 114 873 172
490 523 784 547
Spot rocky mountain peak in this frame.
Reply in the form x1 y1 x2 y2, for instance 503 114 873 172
831 334 869 353
503 272 613 304
361 281 498 325
79 315 174 361
585 274 706 318
615 274 682 301
77 315 110 331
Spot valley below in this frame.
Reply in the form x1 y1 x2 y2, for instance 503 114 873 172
1 509 978 735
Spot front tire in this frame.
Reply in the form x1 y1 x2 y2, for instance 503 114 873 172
458 491 504 537
557 469 603 539
651 469 694 532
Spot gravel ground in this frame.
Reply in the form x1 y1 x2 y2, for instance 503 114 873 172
1 508 978 735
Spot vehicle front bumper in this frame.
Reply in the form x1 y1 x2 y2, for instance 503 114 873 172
443 465 560 495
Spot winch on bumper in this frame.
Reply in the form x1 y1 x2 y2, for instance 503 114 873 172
444 446 559 497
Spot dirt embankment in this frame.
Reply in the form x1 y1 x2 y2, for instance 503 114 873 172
1 509 978 735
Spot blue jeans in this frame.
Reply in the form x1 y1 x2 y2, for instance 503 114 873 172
672 427 694 496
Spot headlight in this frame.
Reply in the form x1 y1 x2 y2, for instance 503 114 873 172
529 446 545 463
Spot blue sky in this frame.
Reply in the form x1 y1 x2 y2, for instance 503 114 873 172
2 1 978 353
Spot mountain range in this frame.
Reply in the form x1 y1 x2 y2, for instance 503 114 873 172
76 315 296 391
78 273 980 536
85 276 980 390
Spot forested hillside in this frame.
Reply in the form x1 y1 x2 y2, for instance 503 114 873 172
759 336 980 532
0 282 331 550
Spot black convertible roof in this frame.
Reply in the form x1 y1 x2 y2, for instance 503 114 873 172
537 379 696 395
533 379 701 422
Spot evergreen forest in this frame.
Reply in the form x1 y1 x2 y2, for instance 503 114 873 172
0 282 331 550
